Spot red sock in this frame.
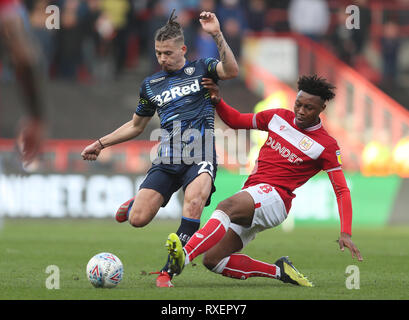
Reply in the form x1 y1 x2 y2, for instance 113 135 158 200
220 254 279 280
184 210 230 263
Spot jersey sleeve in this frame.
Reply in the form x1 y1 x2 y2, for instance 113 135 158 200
135 80 156 117
202 57 220 82
254 109 283 131
320 140 343 172
215 99 254 129
327 169 352 235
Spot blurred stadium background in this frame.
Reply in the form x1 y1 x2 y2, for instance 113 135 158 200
1 0 409 231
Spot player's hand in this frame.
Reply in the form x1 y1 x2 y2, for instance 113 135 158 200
17 116 46 166
81 142 102 161
338 232 363 261
199 11 221 36
202 77 221 105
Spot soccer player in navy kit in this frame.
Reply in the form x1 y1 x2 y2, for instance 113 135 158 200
81 11 239 287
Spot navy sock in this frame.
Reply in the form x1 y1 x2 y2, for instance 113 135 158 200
176 216 201 246
161 216 201 273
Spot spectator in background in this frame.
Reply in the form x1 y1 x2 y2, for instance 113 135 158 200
199 0 216 13
245 0 267 33
195 28 219 59
93 8 116 80
161 0 200 14
329 9 357 65
222 17 241 60
177 9 197 61
288 0 330 42
99 0 131 78
29 0 54 77
381 20 401 85
194 0 218 59
128 0 150 60
264 0 290 32
351 0 371 55
147 0 168 73
160 0 185 15
217 0 247 32
397 0 409 30
79 0 101 80
54 0 83 79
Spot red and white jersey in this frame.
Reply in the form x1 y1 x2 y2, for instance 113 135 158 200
243 108 342 213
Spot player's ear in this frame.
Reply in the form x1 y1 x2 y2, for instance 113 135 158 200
181 44 187 54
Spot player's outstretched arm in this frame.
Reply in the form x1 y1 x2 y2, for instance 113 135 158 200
199 11 239 80
327 169 363 261
202 78 253 129
81 114 151 161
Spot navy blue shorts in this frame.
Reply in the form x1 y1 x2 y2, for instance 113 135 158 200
139 161 217 207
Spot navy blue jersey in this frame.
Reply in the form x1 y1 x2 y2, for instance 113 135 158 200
135 58 219 164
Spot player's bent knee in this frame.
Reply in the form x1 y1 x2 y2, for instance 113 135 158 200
183 197 204 220
128 215 148 228
128 209 152 228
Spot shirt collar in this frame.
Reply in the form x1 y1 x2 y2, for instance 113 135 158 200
293 117 322 131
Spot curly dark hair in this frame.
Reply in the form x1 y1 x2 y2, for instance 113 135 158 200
297 74 336 102
154 9 184 43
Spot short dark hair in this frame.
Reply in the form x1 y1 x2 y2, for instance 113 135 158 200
154 9 184 43
297 74 336 102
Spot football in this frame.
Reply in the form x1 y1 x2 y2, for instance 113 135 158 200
86 252 123 288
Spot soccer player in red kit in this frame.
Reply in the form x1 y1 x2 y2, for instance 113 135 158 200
165 75 363 287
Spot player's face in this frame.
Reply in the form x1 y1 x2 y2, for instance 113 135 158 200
293 91 326 129
155 39 187 72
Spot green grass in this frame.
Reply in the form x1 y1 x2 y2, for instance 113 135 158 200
0 218 408 300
